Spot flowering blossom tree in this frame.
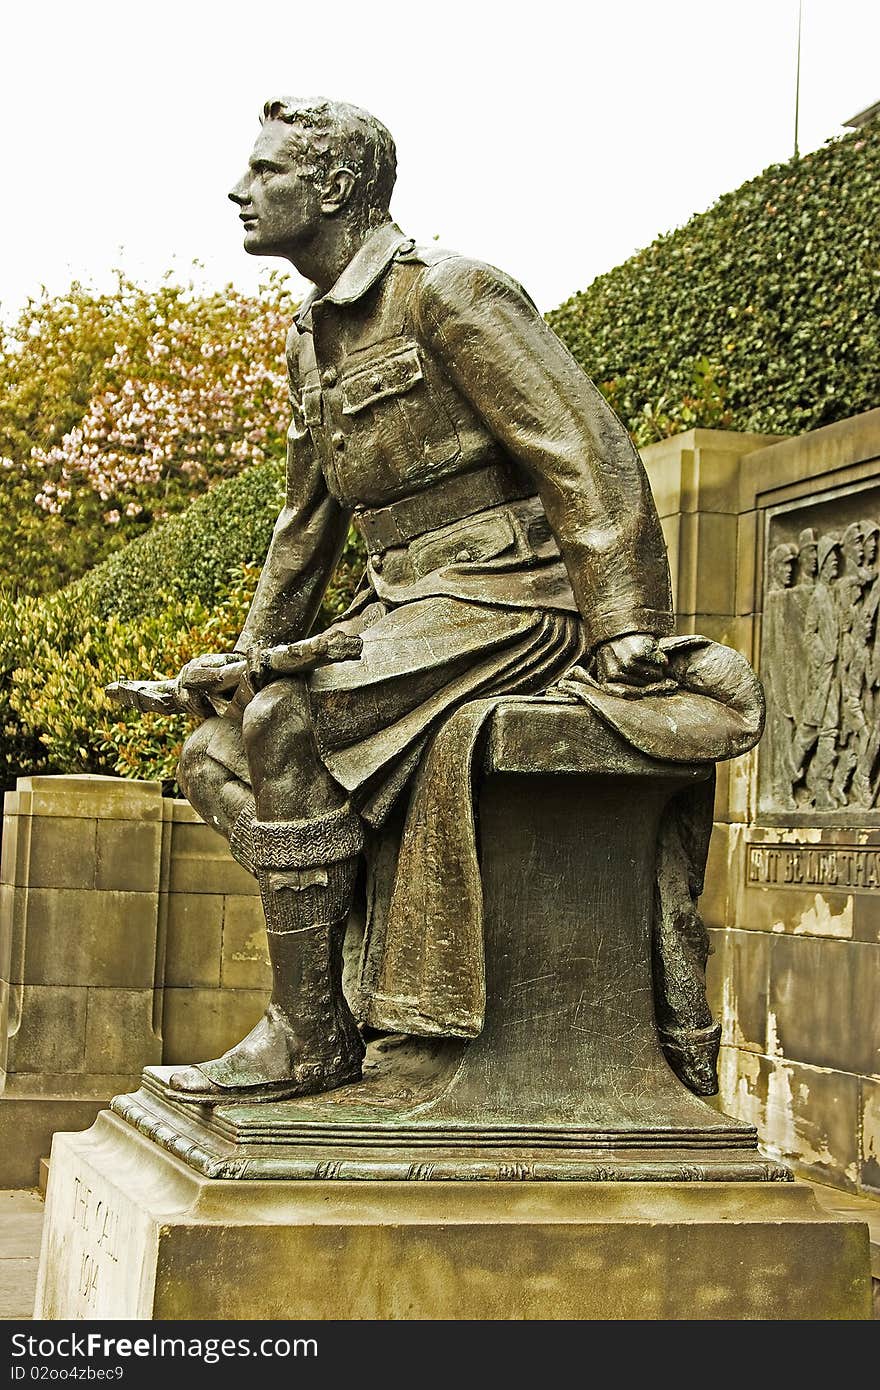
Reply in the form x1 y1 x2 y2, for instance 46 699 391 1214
0 271 297 593
31 277 292 527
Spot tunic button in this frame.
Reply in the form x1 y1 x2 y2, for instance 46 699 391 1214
372 554 384 573
370 376 383 391
331 431 345 452
321 367 338 387
455 548 474 563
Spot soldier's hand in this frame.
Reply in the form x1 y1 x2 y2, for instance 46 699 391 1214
594 633 672 689
178 653 247 698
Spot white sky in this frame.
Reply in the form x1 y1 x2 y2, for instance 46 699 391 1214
2 0 878 318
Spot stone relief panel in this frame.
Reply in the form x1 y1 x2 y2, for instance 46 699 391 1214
759 484 880 818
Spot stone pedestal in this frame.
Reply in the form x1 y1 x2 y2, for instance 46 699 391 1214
35 1112 872 1319
36 703 874 1317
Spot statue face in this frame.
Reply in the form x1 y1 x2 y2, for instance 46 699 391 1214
843 532 865 570
228 122 323 259
799 543 818 579
770 549 796 588
820 550 839 582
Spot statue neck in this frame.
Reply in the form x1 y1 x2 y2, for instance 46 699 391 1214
294 217 392 296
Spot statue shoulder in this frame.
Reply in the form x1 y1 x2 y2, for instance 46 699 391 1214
403 246 539 327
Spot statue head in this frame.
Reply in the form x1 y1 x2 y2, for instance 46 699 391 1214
229 96 397 260
840 521 865 572
769 542 798 590
860 520 879 570
817 533 841 582
796 527 818 582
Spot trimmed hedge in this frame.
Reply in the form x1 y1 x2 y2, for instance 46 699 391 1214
547 125 880 443
71 457 286 621
0 457 364 792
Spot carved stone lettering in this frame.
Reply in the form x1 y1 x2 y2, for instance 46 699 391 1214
747 843 880 892
67 1173 122 1312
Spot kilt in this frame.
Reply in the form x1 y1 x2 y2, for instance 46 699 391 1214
204 588 585 826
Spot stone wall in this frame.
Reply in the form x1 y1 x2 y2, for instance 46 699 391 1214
0 775 267 1180
161 800 269 1070
643 409 880 1196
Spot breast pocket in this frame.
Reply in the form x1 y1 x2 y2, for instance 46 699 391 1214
341 340 460 482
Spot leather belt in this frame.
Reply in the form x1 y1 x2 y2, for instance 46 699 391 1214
353 463 537 555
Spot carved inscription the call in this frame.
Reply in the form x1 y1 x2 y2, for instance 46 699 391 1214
762 515 880 812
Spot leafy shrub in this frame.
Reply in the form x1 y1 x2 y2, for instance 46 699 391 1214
3 566 260 792
0 460 365 791
71 457 286 621
548 126 880 444
0 588 52 789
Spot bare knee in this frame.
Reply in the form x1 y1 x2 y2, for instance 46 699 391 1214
241 679 313 768
177 719 251 832
177 719 220 804
242 678 342 816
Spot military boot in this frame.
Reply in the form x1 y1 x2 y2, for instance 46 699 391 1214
169 803 365 1102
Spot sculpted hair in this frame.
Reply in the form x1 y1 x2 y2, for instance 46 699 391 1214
261 96 397 225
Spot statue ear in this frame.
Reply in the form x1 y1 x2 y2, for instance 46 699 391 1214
321 168 357 215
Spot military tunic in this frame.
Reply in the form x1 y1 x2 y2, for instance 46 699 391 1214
215 221 673 820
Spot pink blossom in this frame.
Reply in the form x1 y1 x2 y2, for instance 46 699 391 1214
29 278 294 531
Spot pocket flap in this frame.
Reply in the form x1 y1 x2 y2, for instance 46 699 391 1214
341 344 424 415
409 511 517 579
303 385 323 427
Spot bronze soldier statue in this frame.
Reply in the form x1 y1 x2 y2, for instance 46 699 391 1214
110 97 722 1103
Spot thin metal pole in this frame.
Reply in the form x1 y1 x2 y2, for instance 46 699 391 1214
794 0 803 159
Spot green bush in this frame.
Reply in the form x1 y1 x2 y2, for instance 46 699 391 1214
0 588 52 788
71 457 286 621
547 125 880 443
3 566 261 792
0 458 365 792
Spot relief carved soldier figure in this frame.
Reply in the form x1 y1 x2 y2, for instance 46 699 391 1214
110 97 739 1103
856 519 880 804
764 518 880 813
796 527 819 589
788 527 818 736
835 522 870 805
764 542 799 806
796 534 842 811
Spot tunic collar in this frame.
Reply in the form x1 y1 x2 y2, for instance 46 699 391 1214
294 222 414 327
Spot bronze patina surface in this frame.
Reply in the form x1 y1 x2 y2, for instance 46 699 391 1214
108 97 768 1172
